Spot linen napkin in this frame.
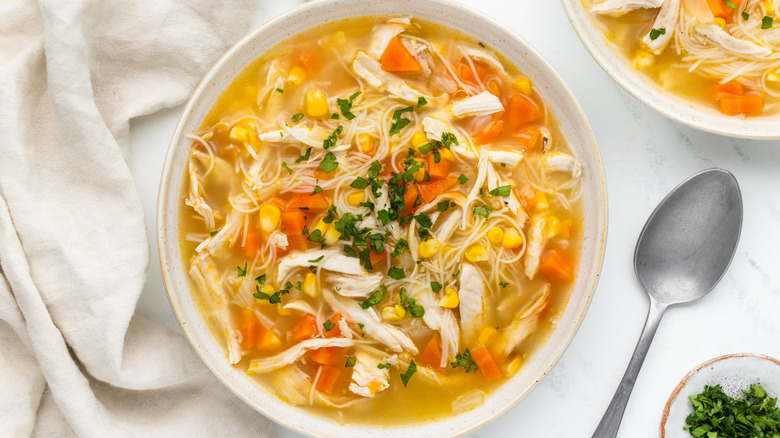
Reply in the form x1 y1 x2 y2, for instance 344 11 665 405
0 0 275 436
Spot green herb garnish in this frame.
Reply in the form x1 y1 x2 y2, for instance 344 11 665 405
337 91 361 120
360 285 387 309
292 113 304 122
312 185 323 194
430 281 442 293
282 162 293 175
763 16 774 29
295 147 312 163
684 384 780 437
255 274 266 284
451 349 478 373
649 27 666 41
389 106 414 135
417 96 427 107
489 185 512 197
350 176 369 189
319 152 339 173
400 360 417 387
473 205 493 218
345 357 356 367
323 320 336 332
388 267 405 280
323 125 344 150
237 263 247 277
458 174 469 185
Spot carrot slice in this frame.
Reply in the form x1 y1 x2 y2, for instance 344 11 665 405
417 334 443 368
314 365 342 393
380 37 422 73
286 193 330 212
506 93 540 128
716 80 744 97
309 347 343 365
239 308 260 349
539 249 574 281
518 127 542 151
417 176 457 204
255 329 281 351
719 94 764 115
281 210 308 250
706 0 742 19
240 229 264 258
323 314 344 338
517 184 537 212
473 120 504 145
292 315 318 342
472 346 502 381
425 154 452 181
401 184 421 216
369 247 386 267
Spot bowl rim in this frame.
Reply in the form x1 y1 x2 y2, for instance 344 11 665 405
560 0 780 140
157 0 609 436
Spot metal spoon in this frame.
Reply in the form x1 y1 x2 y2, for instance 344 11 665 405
592 168 743 438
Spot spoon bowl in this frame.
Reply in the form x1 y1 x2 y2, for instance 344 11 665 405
593 168 743 438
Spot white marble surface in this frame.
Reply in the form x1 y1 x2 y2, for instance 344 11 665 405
128 1 780 436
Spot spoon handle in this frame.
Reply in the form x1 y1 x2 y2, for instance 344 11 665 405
592 299 669 438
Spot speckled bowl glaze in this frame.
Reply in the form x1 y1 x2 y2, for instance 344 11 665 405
158 0 607 436
661 353 780 437
561 0 780 139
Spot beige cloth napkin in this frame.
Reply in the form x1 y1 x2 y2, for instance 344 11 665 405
0 0 274 436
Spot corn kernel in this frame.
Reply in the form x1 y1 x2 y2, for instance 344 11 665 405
302 272 318 297
259 204 282 233
439 147 455 161
412 131 429 148
305 89 329 118
478 326 498 347
502 228 523 249
313 218 329 235
413 164 426 182
632 49 654 70
768 72 780 82
259 285 275 295
357 133 374 153
229 125 251 143
438 288 460 308
465 245 488 262
419 238 442 259
287 66 306 86
513 76 532 95
547 216 561 239
535 190 549 210
382 305 406 322
323 226 341 246
278 304 293 316
505 354 523 376
347 191 365 206
487 227 504 245
714 17 726 29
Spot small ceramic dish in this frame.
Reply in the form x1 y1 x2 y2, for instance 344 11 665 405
158 0 608 436
661 353 780 437
560 0 780 139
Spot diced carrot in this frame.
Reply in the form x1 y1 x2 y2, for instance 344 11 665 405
486 79 503 99
313 167 333 181
456 60 490 85
539 249 574 281
295 47 321 72
716 80 744 97
309 347 343 365
506 93 540 128
241 229 264 258
473 119 504 145
239 308 260 349
706 0 742 19
472 346 502 381
425 154 452 181
518 127 542 151
517 184 537 212
281 210 308 250
380 37 422 73
256 329 282 351
293 315 318 342
323 314 343 338
286 193 330 212
719 94 764 115
417 176 457 204
369 247 386 267
314 365 342 393
401 184 421 216
417 334 443 368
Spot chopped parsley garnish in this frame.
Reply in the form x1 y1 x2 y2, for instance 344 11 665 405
389 106 414 135
430 281 442 293
458 174 469 184
302 226 309 236
399 288 425 318
350 176 369 189
742 11 749 20
357 323 364 329
337 91 361 120
345 357 356 367
319 152 339 173
275 87 284 94
253 284 290 304
417 96 427 107
391 239 409 257
282 162 293 175
292 113 304 122
308 229 325 243
323 204 338 223
255 274 266 284
323 125 344 150
360 285 387 309
451 349 478 373
413 214 433 229
684 384 780 437
308 255 324 263
295 147 312 163
400 360 417 387
388 267 406 280
723 0 737 8
323 320 336 332
441 132 459 147
312 185 323 194
763 16 774 29
489 185 512 197
331 113 340 120
436 200 450 212
473 205 493 218
377 363 390 369
237 263 247 277
209 230 218 236
649 27 666 41
499 281 509 288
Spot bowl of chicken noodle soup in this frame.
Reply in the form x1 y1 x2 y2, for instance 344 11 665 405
564 0 780 138
158 0 606 435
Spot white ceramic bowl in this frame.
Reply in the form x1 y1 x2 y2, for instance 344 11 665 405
158 1 608 436
561 0 780 139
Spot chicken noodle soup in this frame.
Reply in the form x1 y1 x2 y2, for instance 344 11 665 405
180 16 584 423
587 0 780 116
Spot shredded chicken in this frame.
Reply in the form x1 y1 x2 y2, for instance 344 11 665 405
591 0 665 16
449 91 504 118
694 23 772 57
458 263 487 346
542 152 583 179
247 338 355 374
494 284 551 359
641 0 680 54
349 349 390 397
524 216 547 280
